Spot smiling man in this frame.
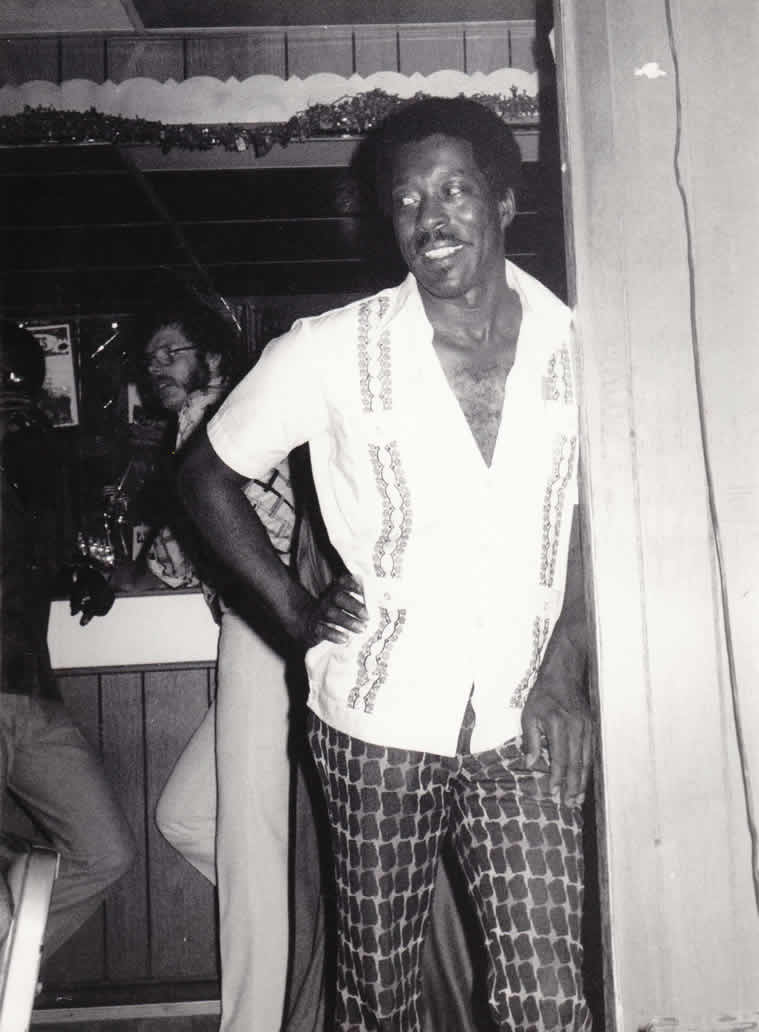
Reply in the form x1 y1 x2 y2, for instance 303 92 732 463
177 97 593 1032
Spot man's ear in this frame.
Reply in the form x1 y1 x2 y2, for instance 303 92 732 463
498 188 517 231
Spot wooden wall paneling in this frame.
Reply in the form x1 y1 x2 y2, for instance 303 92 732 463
285 26 355 78
100 672 150 981
42 674 107 986
0 36 58 85
150 167 359 221
6 224 185 274
464 21 510 74
186 219 363 265
397 24 465 75
185 31 286 79
353 25 399 75
106 37 184 83
61 36 107 83
508 19 537 72
143 667 218 981
9 171 155 227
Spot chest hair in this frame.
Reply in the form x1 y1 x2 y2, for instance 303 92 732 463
434 342 515 466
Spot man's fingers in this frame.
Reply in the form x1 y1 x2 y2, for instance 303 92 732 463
336 571 364 595
546 717 569 800
580 720 594 796
305 574 369 646
563 716 584 806
520 710 543 768
330 588 367 621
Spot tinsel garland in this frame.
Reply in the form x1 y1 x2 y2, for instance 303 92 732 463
0 87 539 154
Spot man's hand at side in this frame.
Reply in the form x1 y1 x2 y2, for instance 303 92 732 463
521 675 592 808
521 507 593 808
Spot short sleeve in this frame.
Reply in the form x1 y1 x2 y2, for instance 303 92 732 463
207 318 328 479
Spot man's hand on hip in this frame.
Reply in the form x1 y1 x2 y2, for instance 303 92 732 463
300 572 368 648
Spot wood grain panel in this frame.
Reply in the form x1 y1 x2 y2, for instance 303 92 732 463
185 31 286 79
3 252 545 313
286 26 354 78
508 19 536 72
464 22 510 73
101 672 150 980
61 36 107 83
57 674 102 756
0 37 58 85
0 145 127 176
1 166 540 227
4 208 541 272
354 25 398 75
131 0 536 28
1 173 156 227
397 25 465 75
144 668 218 980
106 37 184 83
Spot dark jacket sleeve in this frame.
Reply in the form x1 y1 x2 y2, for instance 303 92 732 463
1 473 59 699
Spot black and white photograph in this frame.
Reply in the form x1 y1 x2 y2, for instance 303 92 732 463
0 3 757 1032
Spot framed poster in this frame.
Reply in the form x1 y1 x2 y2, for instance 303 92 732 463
27 322 79 427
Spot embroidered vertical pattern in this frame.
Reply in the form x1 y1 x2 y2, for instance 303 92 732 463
510 614 551 708
347 607 407 713
540 433 577 588
357 296 392 413
369 441 412 578
542 343 575 404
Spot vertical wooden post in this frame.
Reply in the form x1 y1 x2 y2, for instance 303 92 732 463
553 0 759 1027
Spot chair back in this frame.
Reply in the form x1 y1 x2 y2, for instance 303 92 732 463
0 838 58 1032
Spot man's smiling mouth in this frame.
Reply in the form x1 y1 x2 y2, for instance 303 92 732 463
422 243 463 260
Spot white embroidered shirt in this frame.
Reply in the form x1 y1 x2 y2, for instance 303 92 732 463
207 261 578 755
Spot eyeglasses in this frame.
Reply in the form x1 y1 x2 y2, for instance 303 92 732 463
144 345 196 369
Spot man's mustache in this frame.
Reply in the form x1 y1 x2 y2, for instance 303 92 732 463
413 229 462 251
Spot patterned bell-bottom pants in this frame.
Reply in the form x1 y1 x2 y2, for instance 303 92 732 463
308 706 592 1032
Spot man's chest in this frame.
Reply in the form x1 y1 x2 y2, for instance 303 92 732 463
433 342 516 466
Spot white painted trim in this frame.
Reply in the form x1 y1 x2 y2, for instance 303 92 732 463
47 593 220 670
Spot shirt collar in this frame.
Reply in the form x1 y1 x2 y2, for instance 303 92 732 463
177 378 227 443
398 259 533 330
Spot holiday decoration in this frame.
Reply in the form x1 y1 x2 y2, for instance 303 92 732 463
0 87 538 155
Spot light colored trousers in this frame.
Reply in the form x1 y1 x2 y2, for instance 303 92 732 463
155 610 323 1032
0 694 136 958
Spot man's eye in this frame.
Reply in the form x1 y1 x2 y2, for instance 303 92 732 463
394 194 418 209
444 182 465 198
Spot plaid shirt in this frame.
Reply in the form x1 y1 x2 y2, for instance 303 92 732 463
147 386 296 600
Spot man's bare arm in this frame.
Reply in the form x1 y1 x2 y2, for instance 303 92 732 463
177 430 366 646
520 508 592 807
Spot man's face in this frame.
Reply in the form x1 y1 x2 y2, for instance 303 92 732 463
390 134 513 303
144 323 208 413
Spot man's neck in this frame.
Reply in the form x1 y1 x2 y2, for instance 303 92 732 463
419 277 522 353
